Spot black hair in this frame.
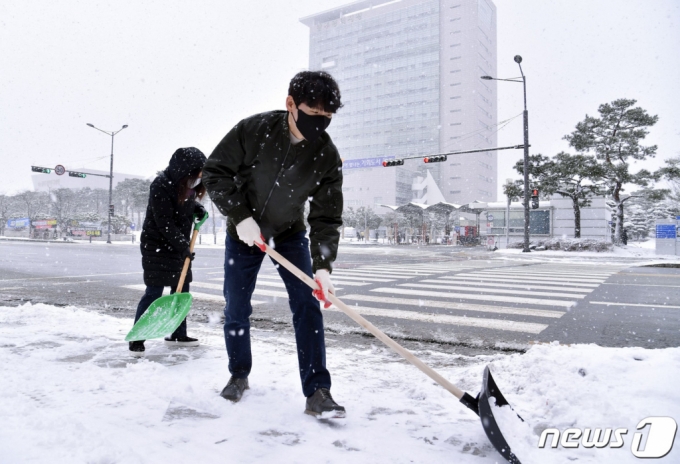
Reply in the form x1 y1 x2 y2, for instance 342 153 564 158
288 71 343 113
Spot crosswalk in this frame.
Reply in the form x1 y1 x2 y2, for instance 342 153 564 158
121 261 630 339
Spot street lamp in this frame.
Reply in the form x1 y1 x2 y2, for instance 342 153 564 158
481 55 531 252
86 123 128 244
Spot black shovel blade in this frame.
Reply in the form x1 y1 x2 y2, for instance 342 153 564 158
477 366 523 464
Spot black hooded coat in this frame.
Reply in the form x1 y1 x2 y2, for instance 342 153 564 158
140 147 207 287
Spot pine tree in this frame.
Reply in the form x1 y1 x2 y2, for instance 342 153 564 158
565 99 658 245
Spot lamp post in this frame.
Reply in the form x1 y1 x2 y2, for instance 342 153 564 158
86 123 128 244
481 55 531 252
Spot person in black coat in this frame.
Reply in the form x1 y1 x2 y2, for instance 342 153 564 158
129 147 207 356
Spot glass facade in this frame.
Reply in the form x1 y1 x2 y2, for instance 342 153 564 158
310 1 440 161
303 0 497 207
490 210 551 235
308 1 440 205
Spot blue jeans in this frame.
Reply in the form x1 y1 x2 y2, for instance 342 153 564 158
134 282 190 339
223 230 331 397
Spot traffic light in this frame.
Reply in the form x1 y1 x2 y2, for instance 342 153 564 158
423 155 447 163
68 171 87 178
382 159 405 167
531 188 539 209
31 166 51 174
109 204 114 216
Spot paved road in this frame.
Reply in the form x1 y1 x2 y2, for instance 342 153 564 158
1 239 678 353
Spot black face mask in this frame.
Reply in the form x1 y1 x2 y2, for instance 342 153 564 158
293 107 331 142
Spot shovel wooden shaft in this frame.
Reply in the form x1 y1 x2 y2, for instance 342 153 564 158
176 228 200 291
261 242 465 400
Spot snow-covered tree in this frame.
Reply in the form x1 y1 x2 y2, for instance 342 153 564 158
516 152 605 238
565 99 658 245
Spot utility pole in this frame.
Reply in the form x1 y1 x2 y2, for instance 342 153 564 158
481 55 531 252
86 123 128 244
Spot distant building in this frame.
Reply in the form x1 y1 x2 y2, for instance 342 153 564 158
31 168 146 192
301 0 498 210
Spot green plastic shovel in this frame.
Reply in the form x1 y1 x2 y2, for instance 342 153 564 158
125 212 209 342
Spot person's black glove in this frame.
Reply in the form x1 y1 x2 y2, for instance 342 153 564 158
194 203 207 220
181 247 195 262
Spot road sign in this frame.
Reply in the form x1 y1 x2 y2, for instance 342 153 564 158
54 165 66 176
487 214 494 221
656 224 677 239
130 223 136 230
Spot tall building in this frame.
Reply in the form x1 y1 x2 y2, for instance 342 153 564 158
301 0 497 210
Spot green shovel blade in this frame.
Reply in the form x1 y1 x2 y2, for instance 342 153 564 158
125 293 193 341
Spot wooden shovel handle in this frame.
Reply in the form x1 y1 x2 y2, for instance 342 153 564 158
258 240 465 400
176 228 199 292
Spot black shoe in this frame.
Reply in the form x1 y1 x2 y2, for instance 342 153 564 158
305 388 346 418
164 335 199 347
220 376 249 402
129 341 145 357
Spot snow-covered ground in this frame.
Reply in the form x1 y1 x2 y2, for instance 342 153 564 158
1 303 678 463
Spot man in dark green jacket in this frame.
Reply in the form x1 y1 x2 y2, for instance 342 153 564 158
203 71 345 417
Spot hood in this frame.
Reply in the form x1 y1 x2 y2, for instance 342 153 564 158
165 147 207 182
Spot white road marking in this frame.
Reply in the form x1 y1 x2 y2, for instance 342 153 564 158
357 267 447 274
398 283 586 299
121 284 264 305
478 267 617 275
207 277 348 289
323 304 548 334
590 301 680 309
340 294 565 318
418 279 593 293
371 287 575 308
473 270 613 279
602 283 680 288
322 280 368 287
42 280 104 287
192 281 290 299
325 275 396 283
332 270 413 279
462 274 605 284
0 271 144 282
431 276 599 288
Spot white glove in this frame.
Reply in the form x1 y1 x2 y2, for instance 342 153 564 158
235 217 263 247
313 269 335 304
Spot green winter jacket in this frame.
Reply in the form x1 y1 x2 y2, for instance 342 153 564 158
203 110 343 273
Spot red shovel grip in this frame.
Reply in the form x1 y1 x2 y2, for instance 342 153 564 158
313 278 333 309
256 234 267 252
257 235 331 308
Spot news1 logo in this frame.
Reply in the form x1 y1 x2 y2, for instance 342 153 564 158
538 417 677 458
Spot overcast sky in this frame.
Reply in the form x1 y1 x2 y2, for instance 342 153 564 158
1 0 678 198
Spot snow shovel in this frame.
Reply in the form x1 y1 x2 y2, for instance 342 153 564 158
125 212 209 342
256 239 523 464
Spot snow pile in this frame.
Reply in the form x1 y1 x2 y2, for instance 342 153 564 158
508 238 613 252
1 304 678 463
